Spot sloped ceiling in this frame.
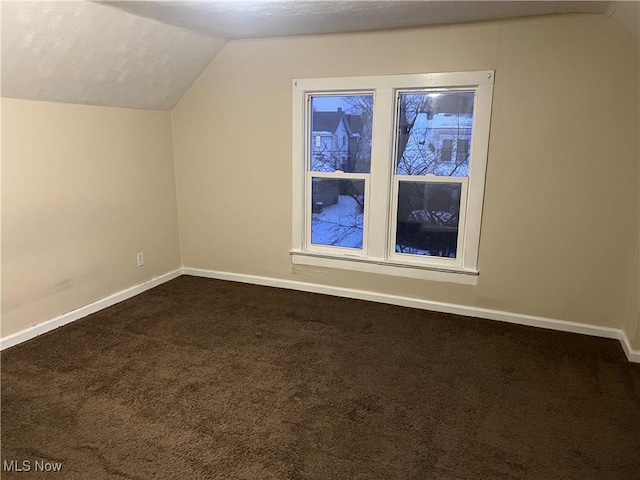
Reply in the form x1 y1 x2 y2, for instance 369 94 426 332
1 1 227 110
104 1 611 39
1 1 616 111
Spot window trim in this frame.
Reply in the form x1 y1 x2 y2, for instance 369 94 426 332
291 71 494 284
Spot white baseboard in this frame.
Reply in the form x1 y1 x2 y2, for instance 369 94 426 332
4 266 638 363
618 330 640 363
183 267 640 363
0 268 182 351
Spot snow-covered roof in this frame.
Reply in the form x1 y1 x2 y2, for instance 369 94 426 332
426 113 472 129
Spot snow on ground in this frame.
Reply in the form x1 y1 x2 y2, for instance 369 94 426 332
312 195 364 248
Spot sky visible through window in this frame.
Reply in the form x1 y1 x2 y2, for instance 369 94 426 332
312 96 349 111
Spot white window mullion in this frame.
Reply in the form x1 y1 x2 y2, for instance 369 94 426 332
367 88 395 260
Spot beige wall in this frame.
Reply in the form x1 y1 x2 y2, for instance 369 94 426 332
622 13 640 351
1 98 181 337
608 1 640 40
623 240 639 350
172 14 639 337
628 74 640 349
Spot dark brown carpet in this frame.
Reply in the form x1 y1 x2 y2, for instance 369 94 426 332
2 276 639 479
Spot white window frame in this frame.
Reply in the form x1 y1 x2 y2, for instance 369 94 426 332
291 71 494 285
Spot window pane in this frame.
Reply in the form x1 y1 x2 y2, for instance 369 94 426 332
396 92 474 177
456 139 470 164
310 95 373 173
441 139 453 163
311 178 365 249
395 182 461 258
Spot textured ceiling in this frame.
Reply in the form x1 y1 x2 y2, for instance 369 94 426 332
0 1 618 111
1 1 227 110
103 1 611 39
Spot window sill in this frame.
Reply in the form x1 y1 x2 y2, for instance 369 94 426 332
290 250 478 285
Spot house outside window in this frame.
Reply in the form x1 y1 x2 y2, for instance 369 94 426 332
441 139 453 162
456 139 470 164
291 71 494 284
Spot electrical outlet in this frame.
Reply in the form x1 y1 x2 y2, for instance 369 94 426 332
136 252 145 267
